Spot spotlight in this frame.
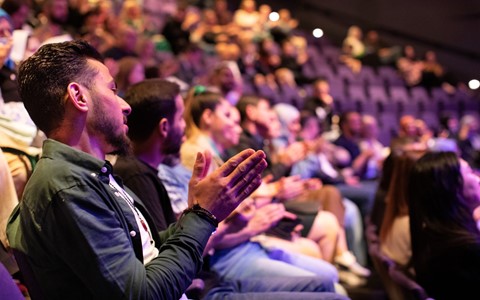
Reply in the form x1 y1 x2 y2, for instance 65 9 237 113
468 79 480 90
269 12 280 22
312 28 324 38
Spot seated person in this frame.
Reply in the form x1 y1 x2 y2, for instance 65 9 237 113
6 40 268 300
115 79 347 299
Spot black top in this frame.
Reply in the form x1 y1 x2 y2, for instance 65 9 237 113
114 155 176 230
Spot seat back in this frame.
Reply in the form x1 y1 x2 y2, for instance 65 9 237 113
366 222 432 300
0 261 24 300
0 146 39 181
12 249 45 300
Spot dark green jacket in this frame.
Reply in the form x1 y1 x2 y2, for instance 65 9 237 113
7 139 215 300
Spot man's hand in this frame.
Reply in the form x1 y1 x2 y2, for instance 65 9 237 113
188 149 267 222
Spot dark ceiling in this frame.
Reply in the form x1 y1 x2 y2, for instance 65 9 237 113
250 0 480 84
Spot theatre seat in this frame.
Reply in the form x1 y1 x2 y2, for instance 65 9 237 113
12 248 45 300
366 223 432 300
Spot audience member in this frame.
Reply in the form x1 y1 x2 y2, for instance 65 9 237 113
342 25 364 59
233 97 370 285
408 151 480 299
208 61 243 105
181 90 242 173
273 103 370 270
32 0 72 45
1 1 478 298
367 136 425 234
114 56 145 98
396 44 422 87
118 0 144 32
114 78 348 299
333 111 378 218
78 5 116 54
278 37 308 84
340 25 364 73
0 148 18 275
177 43 208 87
257 37 282 74
457 114 480 170
161 88 347 294
233 0 260 41
398 114 418 139
213 0 233 26
114 79 181 230
379 149 423 267
334 111 373 179
274 67 304 109
0 9 20 103
303 77 335 132
6 40 267 299
414 118 433 145
0 8 42 200
102 23 138 60
361 29 399 67
1 0 31 31
438 112 459 139
420 49 457 93
269 8 298 44
161 3 193 55
359 115 388 180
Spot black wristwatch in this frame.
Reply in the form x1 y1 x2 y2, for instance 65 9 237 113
184 204 219 227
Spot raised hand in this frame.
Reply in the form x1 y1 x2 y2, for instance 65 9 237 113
188 149 267 222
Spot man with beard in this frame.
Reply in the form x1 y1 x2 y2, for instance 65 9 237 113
6 40 268 300
114 79 184 230
115 79 349 300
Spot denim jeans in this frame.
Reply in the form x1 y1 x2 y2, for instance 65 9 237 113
210 242 338 289
204 276 350 300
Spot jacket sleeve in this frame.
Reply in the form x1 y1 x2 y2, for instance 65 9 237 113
48 186 215 300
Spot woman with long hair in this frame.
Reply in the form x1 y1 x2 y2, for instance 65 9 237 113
408 151 480 299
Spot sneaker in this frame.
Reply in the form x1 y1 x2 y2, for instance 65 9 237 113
338 270 367 287
335 251 371 277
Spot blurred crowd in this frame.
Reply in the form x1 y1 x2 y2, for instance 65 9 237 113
0 0 479 299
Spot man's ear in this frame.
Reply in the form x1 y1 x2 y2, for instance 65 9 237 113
158 118 169 138
66 82 88 112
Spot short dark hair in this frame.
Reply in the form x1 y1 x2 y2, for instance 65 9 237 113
124 79 180 142
313 76 328 86
1 0 29 16
338 110 357 130
18 40 103 135
188 91 223 128
236 94 261 123
299 110 318 128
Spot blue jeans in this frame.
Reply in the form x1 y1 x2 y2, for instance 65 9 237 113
343 198 367 266
210 242 338 289
336 180 378 218
204 277 350 300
